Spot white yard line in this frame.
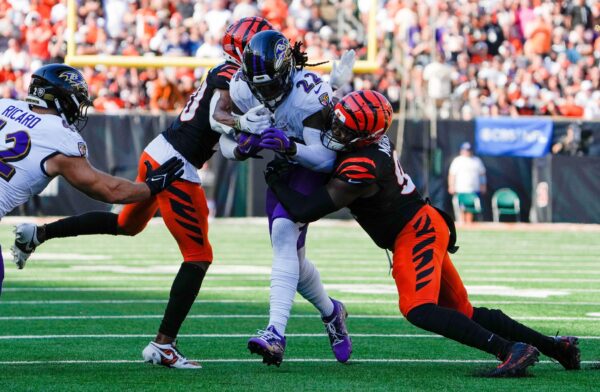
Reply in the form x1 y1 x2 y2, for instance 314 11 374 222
0 314 598 321
7 275 600 284
0 358 597 365
7 271 600 283
2 299 600 306
2 333 599 340
5 286 600 293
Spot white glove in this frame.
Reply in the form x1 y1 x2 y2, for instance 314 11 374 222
234 104 272 135
329 49 356 90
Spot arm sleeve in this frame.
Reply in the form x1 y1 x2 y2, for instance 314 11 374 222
218 134 239 160
292 126 337 173
209 91 234 136
270 181 338 223
229 72 259 113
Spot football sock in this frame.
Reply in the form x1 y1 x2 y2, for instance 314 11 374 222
268 218 301 336
40 211 118 242
297 253 334 318
158 261 209 339
406 303 512 359
471 307 557 357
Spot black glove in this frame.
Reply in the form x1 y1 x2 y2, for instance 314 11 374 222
144 157 184 195
264 159 292 188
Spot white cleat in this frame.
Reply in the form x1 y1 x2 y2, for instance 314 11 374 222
11 223 40 269
142 341 201 369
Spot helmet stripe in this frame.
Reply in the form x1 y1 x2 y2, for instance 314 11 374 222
358 90 377 132
241 18 258 47
369 90 388 129
348 93 368 130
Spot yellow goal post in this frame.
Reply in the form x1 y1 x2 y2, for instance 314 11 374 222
65 0 379 73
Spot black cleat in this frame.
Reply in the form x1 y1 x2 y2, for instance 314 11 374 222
487 342 540 377
551 336 580 370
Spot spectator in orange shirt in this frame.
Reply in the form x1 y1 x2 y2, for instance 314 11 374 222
149 69 183 113
261 0 288 30
524 10 551 56
26 12 53 61
558 95 584 118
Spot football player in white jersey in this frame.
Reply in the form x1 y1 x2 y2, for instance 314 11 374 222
10 18 275 369
0 63 183 293
221 31 353 366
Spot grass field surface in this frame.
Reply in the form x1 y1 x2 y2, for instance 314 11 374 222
0 218 599 391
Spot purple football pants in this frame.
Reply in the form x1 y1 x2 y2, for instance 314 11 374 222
266 164 328 249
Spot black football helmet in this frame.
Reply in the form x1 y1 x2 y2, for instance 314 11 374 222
241 30 294 111
26 64 91 131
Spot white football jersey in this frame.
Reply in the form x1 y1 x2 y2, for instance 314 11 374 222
0 99 88 217
229 69 332 143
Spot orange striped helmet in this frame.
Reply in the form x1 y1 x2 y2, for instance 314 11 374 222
222 17 274 66
322 90 393 151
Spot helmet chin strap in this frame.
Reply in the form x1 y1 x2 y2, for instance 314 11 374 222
54 98 77 132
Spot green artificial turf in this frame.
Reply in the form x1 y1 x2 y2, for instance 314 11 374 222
0 219 599 391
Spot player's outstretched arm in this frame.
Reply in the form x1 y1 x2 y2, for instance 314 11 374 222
45 155 183 204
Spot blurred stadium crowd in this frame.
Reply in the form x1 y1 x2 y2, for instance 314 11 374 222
0 0 599 119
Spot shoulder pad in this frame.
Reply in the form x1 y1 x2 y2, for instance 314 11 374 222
334 155 377 185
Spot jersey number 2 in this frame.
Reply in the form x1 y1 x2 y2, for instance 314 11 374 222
0 120 31 181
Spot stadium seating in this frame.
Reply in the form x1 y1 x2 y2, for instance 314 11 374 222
452 192 482 222
492 188 521 222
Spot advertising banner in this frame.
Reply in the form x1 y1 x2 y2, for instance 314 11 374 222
475 117 553 157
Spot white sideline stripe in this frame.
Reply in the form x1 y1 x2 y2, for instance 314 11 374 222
0 359 597 365
2 299 600 306
6 286 600 293
0 314 599 321
8 273 600 283
0 334 437 339
2 334 600 340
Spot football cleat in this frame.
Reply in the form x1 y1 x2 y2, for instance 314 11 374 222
487 342 539 377
322 298 352 363
247 325 286 367
551 336 580 370
142 341 201 369
11 223 40 269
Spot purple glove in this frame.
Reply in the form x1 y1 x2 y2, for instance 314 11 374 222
235 132 263 158
259 127 297 155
